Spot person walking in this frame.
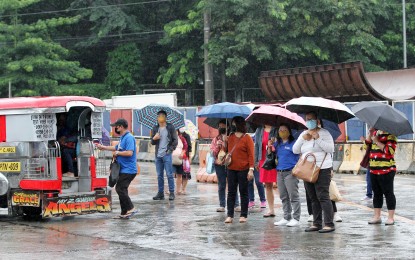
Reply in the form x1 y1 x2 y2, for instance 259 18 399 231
173 130 188 195
272 124 301 227
151 110 178 201
366 129 397 225
293 112 335 233
210 120 240 212
97 118 137 219
224 116 254 224
255 124 277 218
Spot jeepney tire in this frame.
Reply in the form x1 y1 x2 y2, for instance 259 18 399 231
22 206 42 219
0 194 7 208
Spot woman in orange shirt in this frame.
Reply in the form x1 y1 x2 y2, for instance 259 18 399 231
224 116 254 224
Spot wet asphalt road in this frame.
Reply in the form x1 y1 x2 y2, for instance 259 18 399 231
1 162 415 259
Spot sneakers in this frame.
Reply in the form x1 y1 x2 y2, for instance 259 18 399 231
153 192 165 200
169 193 175 201
307 215 313 222
216 207 225 212
274 219 289 226
248 201 255 208
260 201 267 208
361 196 372 201
334 213 343 222
286 219 300 227
234 206 241 212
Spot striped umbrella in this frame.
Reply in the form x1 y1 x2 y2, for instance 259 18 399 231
136 104 185 130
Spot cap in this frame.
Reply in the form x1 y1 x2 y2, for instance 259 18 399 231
110 118 128 128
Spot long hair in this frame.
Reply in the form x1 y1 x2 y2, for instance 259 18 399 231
232 116 247 133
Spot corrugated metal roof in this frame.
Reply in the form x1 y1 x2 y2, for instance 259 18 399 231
259 61 415 102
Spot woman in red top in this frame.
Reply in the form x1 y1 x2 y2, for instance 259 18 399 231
254 124 277 217
224 116 254 224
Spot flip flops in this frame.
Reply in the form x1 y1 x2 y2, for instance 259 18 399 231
263 212 276 218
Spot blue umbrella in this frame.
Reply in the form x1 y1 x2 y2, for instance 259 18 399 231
136 104 185 130
321 119 341 140
196 102 252 118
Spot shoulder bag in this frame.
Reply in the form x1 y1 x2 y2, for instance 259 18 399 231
223 134 245 167
292 153 327 183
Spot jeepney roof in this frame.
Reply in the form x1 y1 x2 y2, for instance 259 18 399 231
0 96 106 115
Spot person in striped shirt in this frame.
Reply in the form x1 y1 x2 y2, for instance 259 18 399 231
366 129 397 226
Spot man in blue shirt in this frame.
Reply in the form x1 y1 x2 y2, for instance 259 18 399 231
97 118 137 219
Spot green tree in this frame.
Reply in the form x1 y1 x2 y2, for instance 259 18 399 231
105 42 142 95
0 0 92 97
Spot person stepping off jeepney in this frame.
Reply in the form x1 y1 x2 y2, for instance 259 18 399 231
97 118 138 219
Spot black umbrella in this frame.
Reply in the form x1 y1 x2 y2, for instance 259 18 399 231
351 101 413 136
203 118 257 133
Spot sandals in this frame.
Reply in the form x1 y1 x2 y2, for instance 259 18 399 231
368 218 382 225
385 219 395 225
263 212 276 218
239 217 247 223
318 226 335 233
224 217 233 223
305 226 321 232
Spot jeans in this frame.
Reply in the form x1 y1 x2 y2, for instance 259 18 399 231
304 168 334 228
215 164 239 208
62 148 76 173
248 168 266 202
366 168 373 198
155 154 175 193
371 171 396 210
115 173 137 215
227 169 249 218
277 170 300 221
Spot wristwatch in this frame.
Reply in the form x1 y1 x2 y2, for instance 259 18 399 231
249 167 254 171
115 151 119 156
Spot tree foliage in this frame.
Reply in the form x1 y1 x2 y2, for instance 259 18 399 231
0 0 92 96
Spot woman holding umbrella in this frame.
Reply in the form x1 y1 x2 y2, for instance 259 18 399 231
254 124 278 218
293 111 335 233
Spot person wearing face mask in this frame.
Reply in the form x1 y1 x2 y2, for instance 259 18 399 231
210 119 240 212
151 110 178 201
224 116 254 224
254 124 277 217
271 124 301 227
97 118 137 219
293 112 335 233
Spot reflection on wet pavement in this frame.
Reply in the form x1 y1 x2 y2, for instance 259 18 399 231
1 162 415 259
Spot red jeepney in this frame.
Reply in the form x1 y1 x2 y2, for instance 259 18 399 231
0 96 111 218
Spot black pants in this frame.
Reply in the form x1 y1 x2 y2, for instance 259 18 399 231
115 173 137 215
305 188 337 215
304 168 334 228
227 169 249 218
370 172 396 210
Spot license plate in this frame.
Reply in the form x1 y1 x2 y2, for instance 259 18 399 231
0 147 16 153
0 162 21 172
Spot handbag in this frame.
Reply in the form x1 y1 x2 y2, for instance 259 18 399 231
215 149 227 165
360 144 371 168
172 138 184 166
206 152 215 174
262 151 277 170
109 156 120 187
223 134 245 167
329 180 342 202
292 153 327 183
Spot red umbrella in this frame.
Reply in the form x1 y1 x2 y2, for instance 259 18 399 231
245 105 306 129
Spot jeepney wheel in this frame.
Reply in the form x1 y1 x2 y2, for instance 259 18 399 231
0 194 7 208
22 206 42 219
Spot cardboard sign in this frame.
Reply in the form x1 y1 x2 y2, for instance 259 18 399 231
91 112 103 139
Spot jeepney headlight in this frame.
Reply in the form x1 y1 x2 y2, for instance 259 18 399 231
0 173 8 196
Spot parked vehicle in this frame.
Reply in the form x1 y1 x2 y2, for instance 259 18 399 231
0 96 111 218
